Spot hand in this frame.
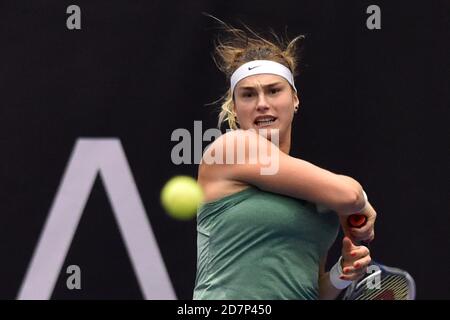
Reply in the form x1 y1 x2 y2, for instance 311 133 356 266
339 236 372 281
339 201 377 243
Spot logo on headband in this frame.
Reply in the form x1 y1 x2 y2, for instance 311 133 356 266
248 65 261 70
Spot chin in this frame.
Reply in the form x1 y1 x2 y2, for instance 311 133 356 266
256 127 281 142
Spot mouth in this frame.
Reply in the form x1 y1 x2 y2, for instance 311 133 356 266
254 116 277 127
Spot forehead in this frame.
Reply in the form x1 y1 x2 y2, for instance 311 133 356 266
236 74 287 90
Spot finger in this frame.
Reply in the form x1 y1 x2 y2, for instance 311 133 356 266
342 237 358 261
352 255 372 271
350 218 373 233
361 231 375 243
350 226 371 237
340 263 370 280
339 267 367 281
341 260 369 275
350 228 374 242
342 236 355 253
340 271 366 282
368 230 375 242
349 246 370 259
350 220 371 232
342 265 357 275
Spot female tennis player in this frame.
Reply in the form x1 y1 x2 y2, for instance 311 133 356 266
193 20 377 300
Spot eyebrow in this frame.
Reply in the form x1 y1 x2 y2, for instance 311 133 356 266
237 82 284 91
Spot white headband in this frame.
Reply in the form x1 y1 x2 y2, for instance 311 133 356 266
230 60 297 94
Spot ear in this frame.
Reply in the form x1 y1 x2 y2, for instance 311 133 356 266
293 94 300 108
293 94 300 112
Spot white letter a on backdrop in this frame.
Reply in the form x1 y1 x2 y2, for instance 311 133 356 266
17 138 176 300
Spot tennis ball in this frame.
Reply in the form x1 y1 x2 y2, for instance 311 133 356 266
160 175 204 220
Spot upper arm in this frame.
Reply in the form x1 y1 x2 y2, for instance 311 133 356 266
202 130 364 214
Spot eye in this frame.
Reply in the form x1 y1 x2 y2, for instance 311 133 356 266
269 88 281 95
242 92 254 98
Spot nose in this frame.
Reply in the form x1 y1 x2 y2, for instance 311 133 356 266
256 92 269 112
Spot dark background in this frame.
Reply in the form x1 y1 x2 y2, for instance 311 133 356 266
1 0 449 299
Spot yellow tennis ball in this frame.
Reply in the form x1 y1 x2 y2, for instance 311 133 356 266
160 175 204 220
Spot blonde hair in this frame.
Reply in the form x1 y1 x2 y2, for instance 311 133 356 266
208 15 305 130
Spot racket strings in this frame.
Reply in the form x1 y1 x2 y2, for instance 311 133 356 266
358 276 408 300
356 274 410 300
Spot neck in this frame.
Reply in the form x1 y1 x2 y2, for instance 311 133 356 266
279 137 291 154
276 128 291 155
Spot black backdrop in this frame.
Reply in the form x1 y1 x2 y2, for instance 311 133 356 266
1 0 449 300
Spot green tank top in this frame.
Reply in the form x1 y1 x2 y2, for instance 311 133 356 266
193 186 339 300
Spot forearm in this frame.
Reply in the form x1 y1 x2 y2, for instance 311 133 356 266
335 175 367 215
360 199 376 218
317 175 367 216
318 272 344 300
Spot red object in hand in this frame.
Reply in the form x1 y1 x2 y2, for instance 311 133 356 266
348 214 367 228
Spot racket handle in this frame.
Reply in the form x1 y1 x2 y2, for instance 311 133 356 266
347 214 370 246
347 214 367 228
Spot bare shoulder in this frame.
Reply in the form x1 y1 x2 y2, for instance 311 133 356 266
201 129 269 165
197 130 252 203
200 129 260 167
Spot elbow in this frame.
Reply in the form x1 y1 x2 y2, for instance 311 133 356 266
342 190 365 214
335 176 366 214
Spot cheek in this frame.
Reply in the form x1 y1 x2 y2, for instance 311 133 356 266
235 110 253 127
281 112 295 128
236 106 252 120
278 104 295 120
276 108 295 130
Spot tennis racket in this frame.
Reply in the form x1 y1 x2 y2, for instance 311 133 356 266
342 214 416 300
